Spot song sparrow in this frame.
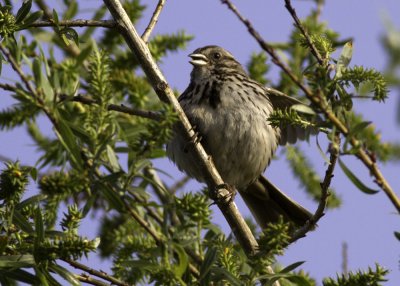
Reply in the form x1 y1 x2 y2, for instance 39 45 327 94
167 45 311 228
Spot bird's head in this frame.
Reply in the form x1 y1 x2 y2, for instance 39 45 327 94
188 45 246 82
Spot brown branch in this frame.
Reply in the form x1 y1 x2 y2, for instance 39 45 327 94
284 0 324 65
291 135 340 242
29 19 118 29
221 0 400 214
103 0 260 257
141 0 166 43
65 259 130 286
63 94 162 121
76 274 110 286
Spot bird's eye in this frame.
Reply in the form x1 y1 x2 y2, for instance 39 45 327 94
213 52 221 60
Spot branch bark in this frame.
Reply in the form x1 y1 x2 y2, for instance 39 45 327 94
141 0 166 43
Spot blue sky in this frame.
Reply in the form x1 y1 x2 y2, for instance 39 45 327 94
1 0 400 285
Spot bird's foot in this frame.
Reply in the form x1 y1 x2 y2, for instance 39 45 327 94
183 125 202 153
209 183 236 206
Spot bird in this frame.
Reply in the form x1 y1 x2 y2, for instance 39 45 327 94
167 45 312 229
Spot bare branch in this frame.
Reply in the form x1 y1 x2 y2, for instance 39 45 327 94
284 0 324 64
29 19 118 29
291 135 340 242
76 274 110 286
62 94 163 121
141 0 166 43
221 0 400 213
65 259 130 286
103 0 260 257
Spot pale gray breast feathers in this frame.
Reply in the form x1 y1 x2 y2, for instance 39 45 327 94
167 76 280 189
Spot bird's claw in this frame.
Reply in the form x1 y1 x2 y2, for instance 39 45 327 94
183 125 202 153
209 183 236 206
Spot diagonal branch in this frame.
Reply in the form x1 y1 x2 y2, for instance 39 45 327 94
141 0 166 43
102 0 260 258
284 0 324 65
64 259 129 286
221 0 400 214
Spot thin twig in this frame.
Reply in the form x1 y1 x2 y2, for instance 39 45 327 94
62 94 162 121
0 43 58 127
76 274 110 286
141 0 166 43
103 0 260 257
0 83 18 92
290 135 340 242
221 0 400 214
65 259 130 286
284 0 324 65
34 0 80 57
29 19 118 29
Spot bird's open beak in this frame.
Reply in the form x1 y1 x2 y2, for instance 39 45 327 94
189 53 208 66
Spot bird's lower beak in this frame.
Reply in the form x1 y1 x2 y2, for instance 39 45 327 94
189 53 208 66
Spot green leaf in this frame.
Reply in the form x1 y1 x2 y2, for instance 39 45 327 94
13 210 34 233
15 0 32 24
199 247 218 281
349 121 372 136
336 41 353 78
16 194 47 210
291 104 316 115
48 263 80 286
52 9 59 25
54 112 83 170
0 268 40 284
172 243 189 278
0 255 35 268
338 159 379 194
106 145 120 172
32 58 42 86
280 261 305 273
18 11 44 30
210 266 242 286
34 207 44 247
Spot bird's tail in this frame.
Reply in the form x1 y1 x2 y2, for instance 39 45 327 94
240 176 312 229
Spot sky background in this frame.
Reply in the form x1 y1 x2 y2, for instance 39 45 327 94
1 0 400 285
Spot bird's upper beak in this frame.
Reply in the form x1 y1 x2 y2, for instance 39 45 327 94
189 53 208 66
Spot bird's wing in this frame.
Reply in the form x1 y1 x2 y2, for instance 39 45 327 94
266 87 315 145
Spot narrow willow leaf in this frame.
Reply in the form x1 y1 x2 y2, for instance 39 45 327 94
15 0 32 24
0 255 35 268
394 231 400 241
338 159 379 194
291 104 316 115
172 243 189 278
336 41 353 78
48 263 80 286
34 208 44 247
0 268 40 284
13 210 34 233
16 194 46 210
210 266 242 286
280 261 305 273
199 247 218 281
18 11 44 30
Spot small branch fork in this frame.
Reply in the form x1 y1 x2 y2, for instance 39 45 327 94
221 0 400 214
141 0 166 43
284 0 324 65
